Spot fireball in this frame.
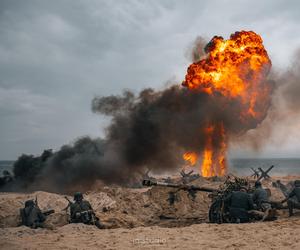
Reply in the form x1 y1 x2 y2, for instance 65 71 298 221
182 31 271 177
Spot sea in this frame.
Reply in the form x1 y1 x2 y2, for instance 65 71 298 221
229 158 300 176
0 161 14 173
1 158 300 176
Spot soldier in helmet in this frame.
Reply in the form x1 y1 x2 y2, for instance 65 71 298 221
225 186 254 223
253 182 270 207
281 180 300 216
69 192 104 229
253 182 269 208
20 200 46 228
252 181 272 221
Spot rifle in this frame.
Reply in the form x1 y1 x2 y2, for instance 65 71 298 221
43 209 55 216
63 196 73 211
34 195 55 216
35 195 38 207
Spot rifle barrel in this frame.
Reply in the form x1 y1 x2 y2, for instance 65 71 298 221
43 209 55 216
142 179 215 192
64 196 73 203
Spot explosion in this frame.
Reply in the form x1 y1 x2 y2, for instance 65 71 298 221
3 30 275 192
182 31 272 177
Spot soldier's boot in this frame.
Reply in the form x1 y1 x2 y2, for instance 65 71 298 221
261 208 272 221
95 220 105 229
248 210 264 220
31 222 44 229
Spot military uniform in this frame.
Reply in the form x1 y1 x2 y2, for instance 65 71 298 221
287 181 300 216
70 200 93 223
253 186 271 211
226 190 254 223
20 200 46 228
69 192 104 229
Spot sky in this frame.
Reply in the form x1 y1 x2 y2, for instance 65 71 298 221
0 0 300 160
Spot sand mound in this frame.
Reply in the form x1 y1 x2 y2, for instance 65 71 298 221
0 191 116 228
0 175 294 230
0 177 216 229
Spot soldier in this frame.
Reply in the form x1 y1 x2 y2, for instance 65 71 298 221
225 187 254 223
69 192 104 229
281 180 300 216
252 182 271 209
20 200 46 228
252 181 272 221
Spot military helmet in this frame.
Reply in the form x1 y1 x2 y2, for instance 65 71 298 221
25 200 35 207
294 180 300 187
74 192 83 201
255 181 262 187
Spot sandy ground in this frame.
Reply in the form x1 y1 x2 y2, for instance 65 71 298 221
1 218 300 250
0 175 300 249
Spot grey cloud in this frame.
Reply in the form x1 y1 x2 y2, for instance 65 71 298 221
0 0 300 159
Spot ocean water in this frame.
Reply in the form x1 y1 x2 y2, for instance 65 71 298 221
0 161 14 173
229 158 300 176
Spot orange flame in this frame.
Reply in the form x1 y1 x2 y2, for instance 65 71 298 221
182 31 271 177
202 149 213 177
183 152 198 166
183 30 271 119
200 123 227 177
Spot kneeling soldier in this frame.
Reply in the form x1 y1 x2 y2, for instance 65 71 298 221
69 192 104 229
252 181 272 221
225 187 254 223
281 180 300 216
20 200 46 229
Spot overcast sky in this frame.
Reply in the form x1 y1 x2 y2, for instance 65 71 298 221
1 0 300 160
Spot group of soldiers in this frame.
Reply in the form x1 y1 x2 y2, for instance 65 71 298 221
226 180 300 223
20 192 104 229
19 179 300 229
225 181 271 223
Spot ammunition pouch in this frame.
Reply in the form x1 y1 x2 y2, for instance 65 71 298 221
81 210 93 224
72 210 96 224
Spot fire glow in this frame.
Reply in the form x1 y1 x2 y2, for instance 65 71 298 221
182 31 271 177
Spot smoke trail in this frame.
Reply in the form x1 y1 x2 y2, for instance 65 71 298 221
185 36 207 62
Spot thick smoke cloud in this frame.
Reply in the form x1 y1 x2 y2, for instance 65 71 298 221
39 84 272 192
2 82 273 192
